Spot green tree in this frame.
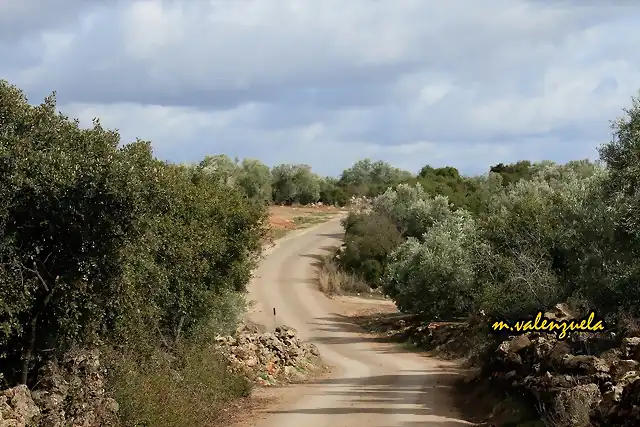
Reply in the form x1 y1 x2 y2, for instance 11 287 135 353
237 158 272 203
0 80 268 389
271 164 320 204
318 176 347 206
339 158 413 198
383 210 481 318
198 154 241 186
292 165 320 204
271 164 297 204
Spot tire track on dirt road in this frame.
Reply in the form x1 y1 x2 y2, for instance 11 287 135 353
244 217 473 427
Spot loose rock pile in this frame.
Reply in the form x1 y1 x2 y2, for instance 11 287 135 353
215 325 321 386
354 314 488 361
488 331 640 427
1 385 40 427
0 349 118 427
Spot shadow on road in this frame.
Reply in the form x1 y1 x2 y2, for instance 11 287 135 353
299 253 326 263
307 314 424 354
267 371 471 425
264 312 475 425
299 244 339 262
316 232 344 239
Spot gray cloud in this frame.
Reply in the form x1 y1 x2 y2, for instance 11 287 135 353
1 0 639 176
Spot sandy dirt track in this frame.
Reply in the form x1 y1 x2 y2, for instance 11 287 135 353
243 217 473 427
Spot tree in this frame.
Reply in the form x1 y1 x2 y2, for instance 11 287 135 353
237 158 272 203
292 165 320 204
271 164 297 204
271 164 320 205
318 176 347 206
0 80 268 388
197 154 240 186
339 158 413 198
382 210 480 318
489 160 535 186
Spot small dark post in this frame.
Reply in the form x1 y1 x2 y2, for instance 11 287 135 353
273 307 276 316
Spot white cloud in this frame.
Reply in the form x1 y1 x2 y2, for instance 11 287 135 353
2 0 640 176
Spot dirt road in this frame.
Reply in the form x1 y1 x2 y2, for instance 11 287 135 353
245 217 473 427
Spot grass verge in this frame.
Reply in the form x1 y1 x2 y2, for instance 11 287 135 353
316 252 372 295
107 343 252 427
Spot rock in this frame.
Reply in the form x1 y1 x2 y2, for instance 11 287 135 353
0 385 40 427
600 348 622 364
599 383 623 415
215 325 321 385
548 383 601 427
612 360 640 381
27 348 119 427
510 335 533 354
544 303 574 321
481 314 640 426
549 341 572 366
497 335 532 357
275 325 297 337
616 370 640 389
622 337 640 359
559 355 609 375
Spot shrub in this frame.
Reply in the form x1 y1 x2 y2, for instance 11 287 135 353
0 80 268 390
338 211 403 284
382 210 482 319
0 83 149 384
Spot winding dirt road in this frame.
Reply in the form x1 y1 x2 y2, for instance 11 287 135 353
244 217 472 427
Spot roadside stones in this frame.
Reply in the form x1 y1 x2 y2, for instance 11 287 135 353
215 324 321 386
0 385 40 427
0 349 118 427
485 330 640 426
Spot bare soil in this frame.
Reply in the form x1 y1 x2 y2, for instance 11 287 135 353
226 219 473 427
267 205 344 241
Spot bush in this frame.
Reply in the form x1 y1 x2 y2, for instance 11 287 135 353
338 211 403 285
382 210 482 319
0 84 149 384
475 164 604 318
0 80 268 398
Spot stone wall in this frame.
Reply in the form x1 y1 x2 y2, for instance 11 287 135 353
0 349 118 427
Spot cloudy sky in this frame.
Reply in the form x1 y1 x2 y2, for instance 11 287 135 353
2 0 640 176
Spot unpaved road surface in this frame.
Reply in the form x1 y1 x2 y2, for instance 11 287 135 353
244 217 473 427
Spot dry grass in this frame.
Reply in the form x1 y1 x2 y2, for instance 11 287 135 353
108 343 252 427
316 253 371 295
541 383 599 427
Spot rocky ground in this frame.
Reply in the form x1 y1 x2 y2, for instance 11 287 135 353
0 325 324 427
215 324 325 386
0 349 119 427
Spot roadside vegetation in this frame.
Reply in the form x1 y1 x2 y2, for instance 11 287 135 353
0 79 460 426
324 92 640 425
5 76 640 426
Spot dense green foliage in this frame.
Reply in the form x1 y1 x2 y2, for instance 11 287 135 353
0 81 267 394
336 90 640 327
0 77 481 395
5 75 640 425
